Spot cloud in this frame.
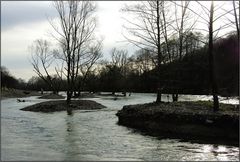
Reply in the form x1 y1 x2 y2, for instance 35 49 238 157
1 1 57 31
1 54 34 81
1 1 139 81
1 18 54 81
96 1 137 59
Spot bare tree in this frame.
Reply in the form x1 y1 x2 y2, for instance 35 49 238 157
232 0 239 42
208 1 219 111
191 1 235 111
109 48 129 96
159 2 175 63
76 40 103 96
30 39 58 93
169 1 198 102
132 48 155 74
171 1 194 60
110 48 128 70
122 1 166 103
50 1 97 114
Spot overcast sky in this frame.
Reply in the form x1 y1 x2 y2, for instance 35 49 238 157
1 1 138 81
1 1 235 81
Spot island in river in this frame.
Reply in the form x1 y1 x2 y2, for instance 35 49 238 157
20 100 106 112
1 89 106 112
2 88 238 146
116 101 239 146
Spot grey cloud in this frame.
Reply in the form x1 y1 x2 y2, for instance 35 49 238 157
1 1 58 31
1 53 32 69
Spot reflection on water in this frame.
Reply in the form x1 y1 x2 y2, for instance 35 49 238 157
63 115 80 160
1 93 239 161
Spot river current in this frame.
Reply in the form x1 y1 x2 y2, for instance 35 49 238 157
1 93 239 161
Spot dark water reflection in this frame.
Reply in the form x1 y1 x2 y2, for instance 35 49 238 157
1 93 239 161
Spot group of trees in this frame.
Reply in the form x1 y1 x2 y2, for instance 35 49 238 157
5 31 236 96
1 1 239 113
1 66 26 90
121 1 239 111
29 1 102 114
86 33 238 97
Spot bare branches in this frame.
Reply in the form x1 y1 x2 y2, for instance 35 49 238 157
193 1 237 42
51 1 98 105
131 48 155 73
122 2 160 52
30 39 57 92
171 1 196 59
232 0 239 39
122 1 167 102
77 39 103 91
110 48 128 69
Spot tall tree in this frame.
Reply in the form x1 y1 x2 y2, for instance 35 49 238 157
208 1 219 111
232 0 239 40
169 1 199 102
122 1 165 103
50 1 98 114
180 1 236 111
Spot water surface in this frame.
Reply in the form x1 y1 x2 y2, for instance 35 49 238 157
1 93 239 161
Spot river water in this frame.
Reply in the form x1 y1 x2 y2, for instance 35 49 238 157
1 93 239 161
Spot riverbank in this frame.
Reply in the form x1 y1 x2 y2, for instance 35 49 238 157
20 100 106 112
1 88 41 99
116 101 239 146
38 93 65 99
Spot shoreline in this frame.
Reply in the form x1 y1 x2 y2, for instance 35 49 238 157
116 101 239 146
1 88 41 100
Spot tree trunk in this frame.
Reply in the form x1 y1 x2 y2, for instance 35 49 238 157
66 91 72 115
156 88 162 103
156 1 162 103
66 53 73 115
209 1 219 111
172 93 178 102
233 0 239 43
52 90 58 94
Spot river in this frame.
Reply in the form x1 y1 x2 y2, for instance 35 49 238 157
1 93 239 161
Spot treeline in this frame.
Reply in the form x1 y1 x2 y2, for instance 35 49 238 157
90 33 238 96
159 33 239 96
1 33 238 96
1 67 26 90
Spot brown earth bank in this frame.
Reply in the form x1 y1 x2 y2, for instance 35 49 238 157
1 88 41 99
20 100 106 112
116 101 239 146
